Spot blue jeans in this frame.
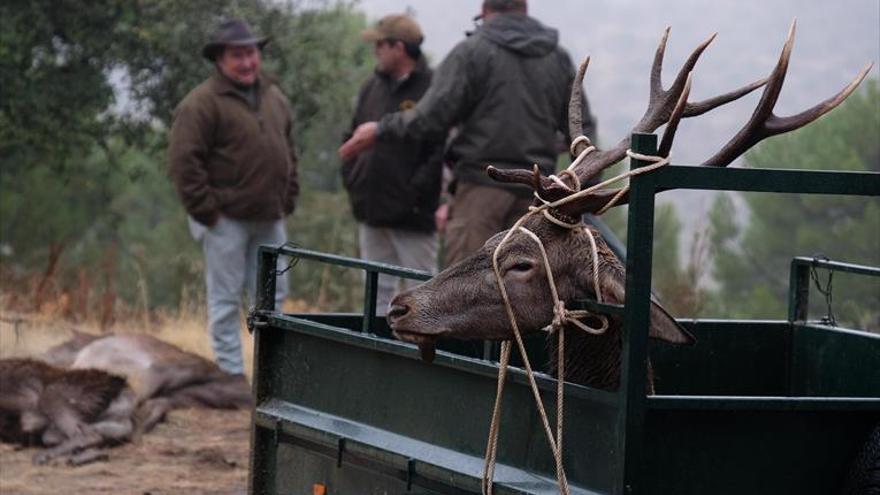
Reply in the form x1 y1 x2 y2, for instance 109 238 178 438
190 216 289 374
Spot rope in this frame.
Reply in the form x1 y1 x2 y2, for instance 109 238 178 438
481 142 669 494
809 255 837 326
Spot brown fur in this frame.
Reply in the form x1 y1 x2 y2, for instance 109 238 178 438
1 333 253 465
0 358 132 464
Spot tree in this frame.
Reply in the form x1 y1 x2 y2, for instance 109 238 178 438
0 0 375 315
707 80 880 329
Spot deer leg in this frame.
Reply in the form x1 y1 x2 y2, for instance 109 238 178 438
167 375 253 410
136 397 174 434
32 400 105 465
138 364 216 402
90 415 133 443
64 415 133 466
67 448 109 466
32 427 103 465
33 414 132 466
41 425 64 446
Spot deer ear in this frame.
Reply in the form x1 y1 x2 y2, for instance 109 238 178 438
648 297 696 345
598 271 696 346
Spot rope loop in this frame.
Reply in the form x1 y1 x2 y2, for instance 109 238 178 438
482 144 670 495
569 135 592 156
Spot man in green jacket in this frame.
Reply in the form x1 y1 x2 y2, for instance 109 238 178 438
339 0 596 266
168 19 299 376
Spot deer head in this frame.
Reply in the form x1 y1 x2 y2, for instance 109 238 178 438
388 21 871 387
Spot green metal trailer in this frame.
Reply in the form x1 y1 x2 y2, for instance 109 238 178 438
247 134 880 494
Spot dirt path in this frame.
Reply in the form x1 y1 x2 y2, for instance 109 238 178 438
0 408 251 495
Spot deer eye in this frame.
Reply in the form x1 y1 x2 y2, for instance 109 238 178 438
509 261 533 272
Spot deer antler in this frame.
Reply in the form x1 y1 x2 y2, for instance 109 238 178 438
702 20 873 167
491 21 873 217
492 27 767 194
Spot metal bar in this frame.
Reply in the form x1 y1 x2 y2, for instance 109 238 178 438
406 458 415 491
617 132 658 494
785 261 810 396
651 165 880 196
791 256 880 278
273 245 433 281
247 325 269 495
788 260 811 323
337 437 346 468
256 246 279 312
363 271 378 333
264 313 620 406
253 400 601 495
248 247 281 495
570 298 625 317
647 395 880 411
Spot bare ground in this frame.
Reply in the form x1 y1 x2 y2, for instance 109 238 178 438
0 408 251 495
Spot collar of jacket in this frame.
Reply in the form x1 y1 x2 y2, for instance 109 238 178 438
374 54 430 85
210 70 276 97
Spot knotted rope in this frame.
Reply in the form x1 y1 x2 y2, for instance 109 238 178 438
481 138 669 494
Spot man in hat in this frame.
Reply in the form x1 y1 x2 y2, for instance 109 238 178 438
168 19 299 376
341 14 445 314
339 0 596 266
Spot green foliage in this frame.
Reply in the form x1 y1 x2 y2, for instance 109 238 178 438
593 202 711 317
0 0 375 314
651 204 681 287
0 0 122 161
707 80 880 329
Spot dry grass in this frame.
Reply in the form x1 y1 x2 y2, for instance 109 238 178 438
0 296 317 378
0 270 324 494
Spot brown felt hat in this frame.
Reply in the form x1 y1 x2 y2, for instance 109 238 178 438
202 19 270 61
361 14 424 45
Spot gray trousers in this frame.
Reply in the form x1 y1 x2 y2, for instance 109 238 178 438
358 224 438 316
189 216 289 374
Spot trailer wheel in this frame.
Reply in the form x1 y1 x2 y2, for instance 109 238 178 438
841 424 880 495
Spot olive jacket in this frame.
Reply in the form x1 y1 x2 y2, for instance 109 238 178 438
168 72 299 226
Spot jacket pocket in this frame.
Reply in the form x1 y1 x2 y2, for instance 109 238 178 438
341 157 368 192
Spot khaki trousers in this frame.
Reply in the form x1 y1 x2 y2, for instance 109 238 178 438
444 182 533 267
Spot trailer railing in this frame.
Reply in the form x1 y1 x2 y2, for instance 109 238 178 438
247 132 880 495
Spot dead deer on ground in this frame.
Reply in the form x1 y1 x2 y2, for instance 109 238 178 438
388 22 871 392
1 332 253 465
64 333 253 430
0 358 135 466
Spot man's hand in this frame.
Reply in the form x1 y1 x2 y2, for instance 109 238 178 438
434 203 450 233
338 122 379 162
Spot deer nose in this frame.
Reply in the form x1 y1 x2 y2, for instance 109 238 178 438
387 302 410 325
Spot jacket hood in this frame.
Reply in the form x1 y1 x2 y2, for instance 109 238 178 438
477 13 558 57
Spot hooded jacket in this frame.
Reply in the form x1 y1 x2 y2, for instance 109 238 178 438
342 57 444 232
378 13 596 196
168 72 299 226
